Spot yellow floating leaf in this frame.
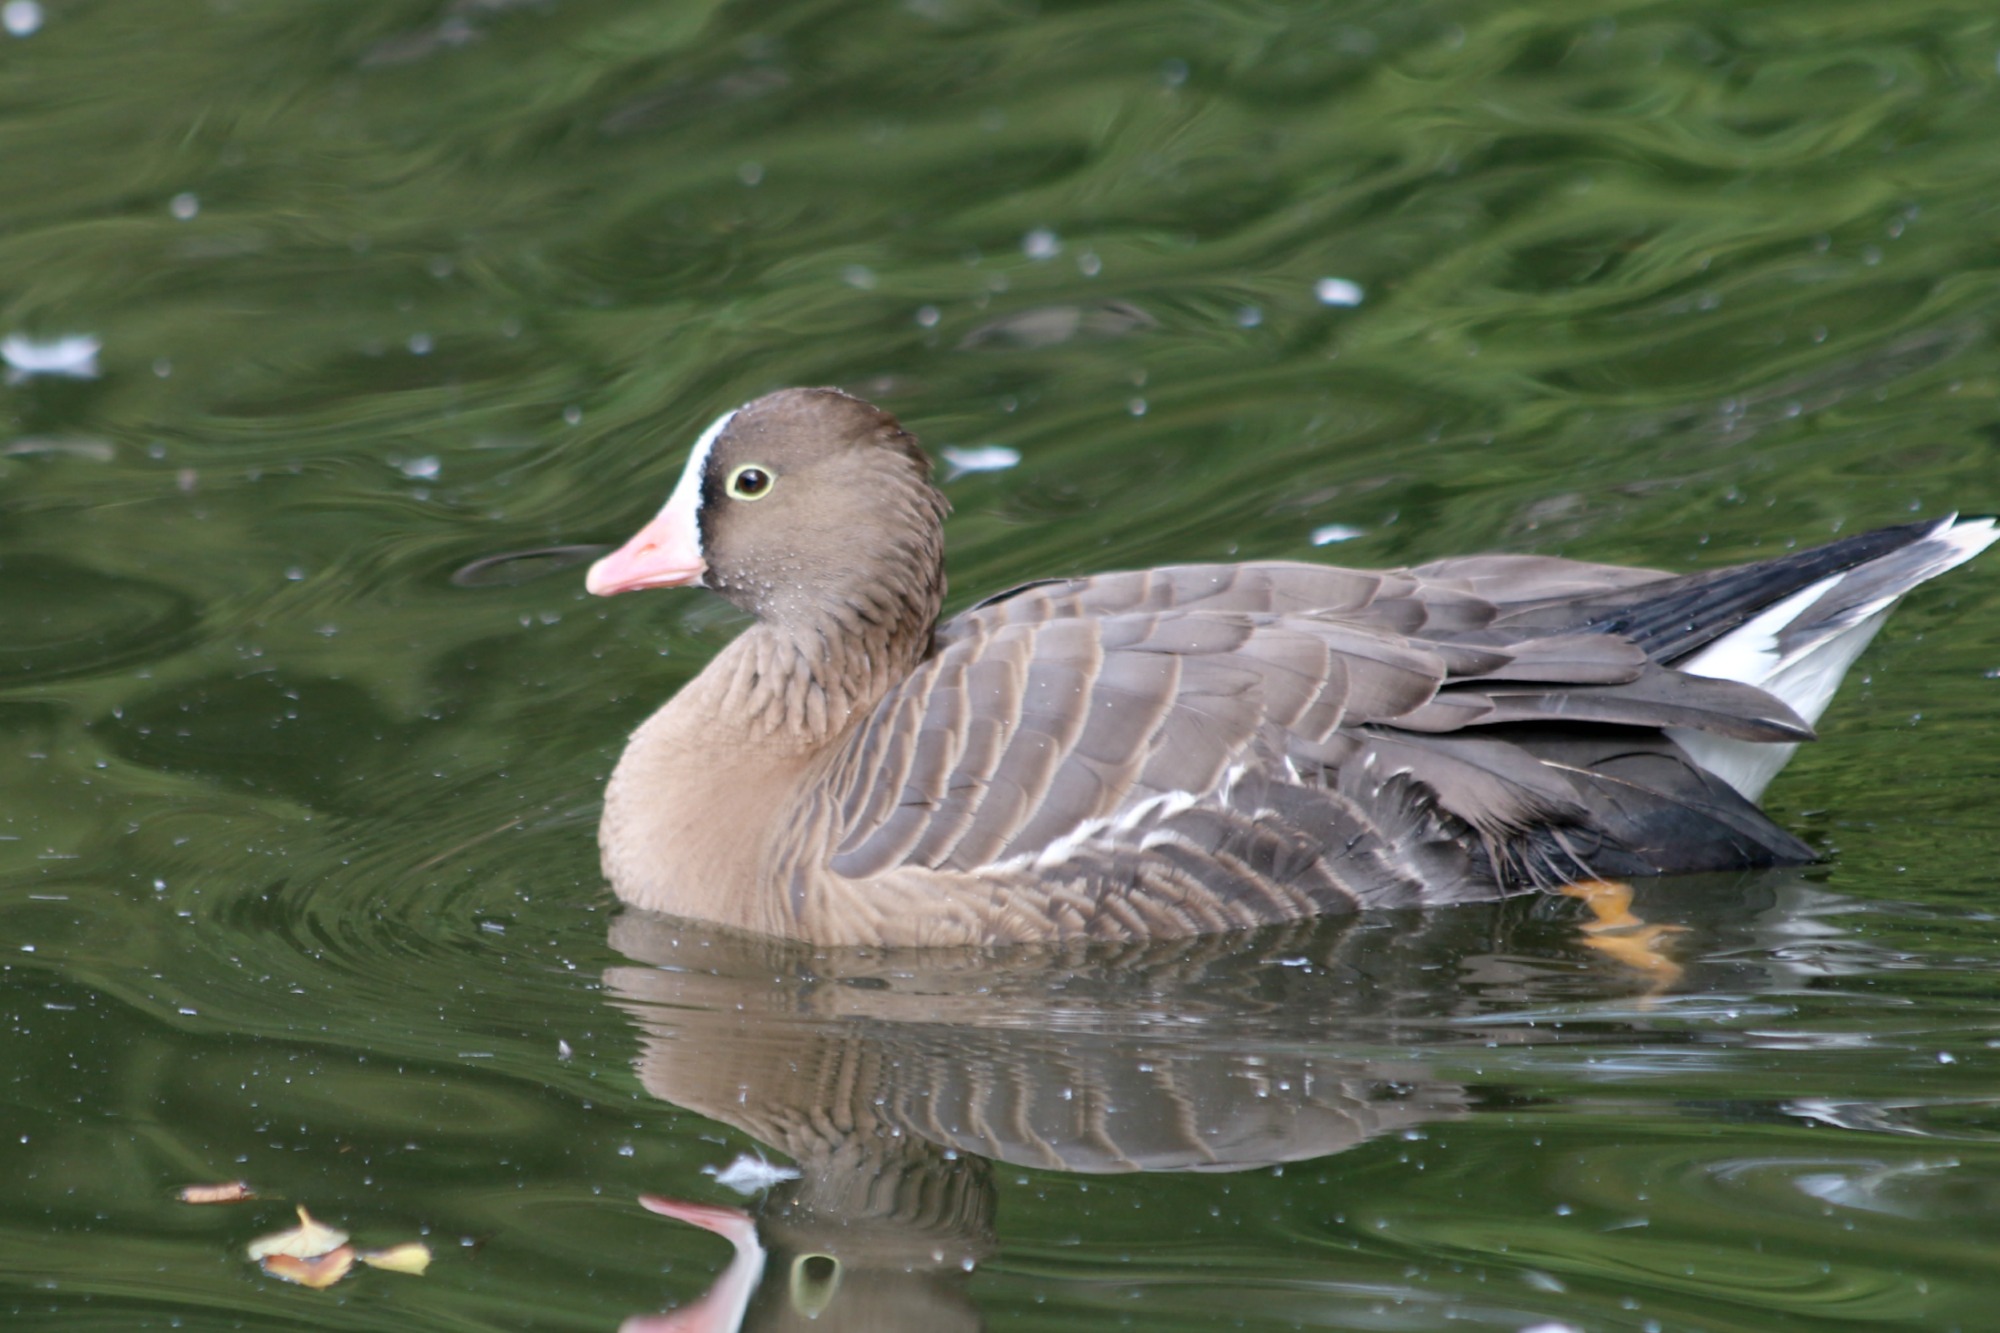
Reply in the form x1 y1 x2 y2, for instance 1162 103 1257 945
261 1245 356 1289
177 1181 254 1205
246 1205 349 1260
358 1241 433 1275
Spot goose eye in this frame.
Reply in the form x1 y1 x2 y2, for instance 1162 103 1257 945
726 464 774 500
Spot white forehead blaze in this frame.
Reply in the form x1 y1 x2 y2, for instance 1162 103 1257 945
654 406 739 584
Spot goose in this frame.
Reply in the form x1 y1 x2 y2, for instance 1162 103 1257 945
586 387 1993 946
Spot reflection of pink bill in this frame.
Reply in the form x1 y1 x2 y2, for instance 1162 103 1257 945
621 1196 766 1333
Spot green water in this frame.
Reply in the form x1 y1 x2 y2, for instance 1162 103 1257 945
6 0 2000 1328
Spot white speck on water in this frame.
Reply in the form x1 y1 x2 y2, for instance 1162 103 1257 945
2 437 112 462
841 264 876 290
557 1039 573 1061
940 444 1020 479
1077 250 1102 276
737 161 764 186
915 304 941 327
1311 523 1366 545
398 455 440 480
1314 276 1365 307
1236 305 1263 328
3 2 43 38
3 333 101 381
563 404 583 426
407 332 433 355
617 1144 635 1158
1519 1323 1583 1333
170 192 200 221
1161 57 1189 87
1023 228 1061 260
1128 397 1147 417
705 1153 799 1194
1938 1051 1957 1064
153 357 172 378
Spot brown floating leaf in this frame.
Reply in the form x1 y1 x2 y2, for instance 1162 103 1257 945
261 1245 356 1289
246 1205 349 1260
358 1242 433 1276
177 1181 255 1205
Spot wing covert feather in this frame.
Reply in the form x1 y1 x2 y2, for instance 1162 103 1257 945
831 554 1819 901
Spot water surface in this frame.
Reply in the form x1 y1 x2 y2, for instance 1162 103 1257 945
5 1 2000 1329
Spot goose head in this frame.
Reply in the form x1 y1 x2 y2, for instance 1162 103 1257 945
587 388 950 634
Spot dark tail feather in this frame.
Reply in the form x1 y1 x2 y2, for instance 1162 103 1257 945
1509 520 1941 663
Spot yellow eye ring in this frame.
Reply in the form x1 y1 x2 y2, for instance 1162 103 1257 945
726 464 774 500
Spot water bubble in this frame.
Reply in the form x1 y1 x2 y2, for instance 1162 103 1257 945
1077 250 1102 277
1314 277 1364 307
153 357 172 378
1236 306 1263 328
2 2 42 37
563 405 583 426
915 305 941 327
737 161 764 186
1311 524 1365 545
841 264 876 290
169 192 200 221
1161 58 1189 87
407 333 433 355
1023 228 1061 260
1128 397 1147 417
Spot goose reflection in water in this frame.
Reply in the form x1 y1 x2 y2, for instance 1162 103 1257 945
603 875 1874 1331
